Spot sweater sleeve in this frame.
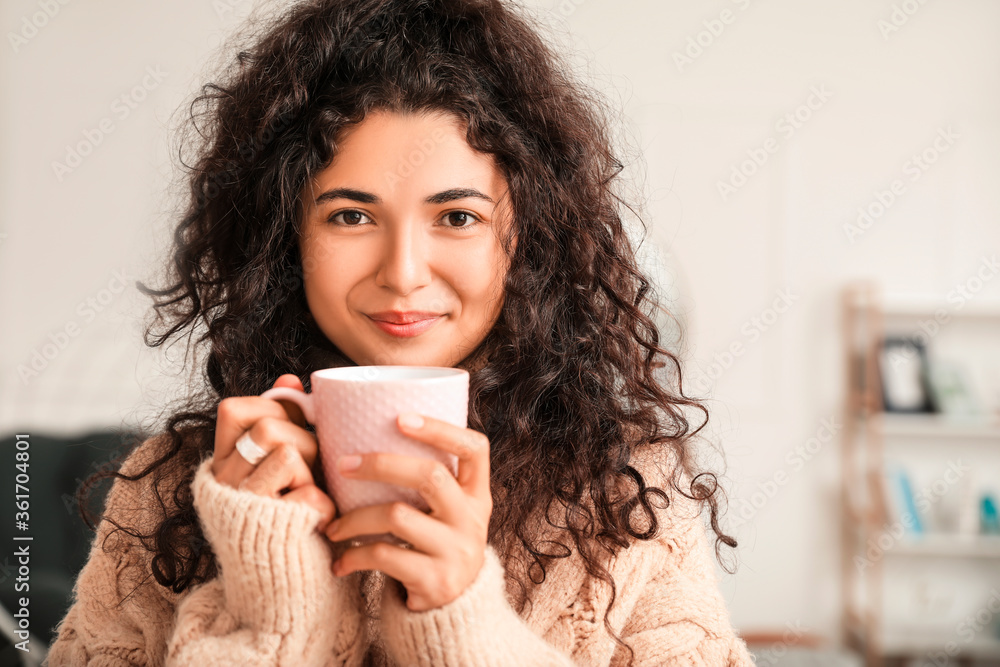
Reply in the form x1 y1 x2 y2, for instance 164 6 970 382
166 455 369 665
379 543 577 666
377 449 754 667
45 439 369 667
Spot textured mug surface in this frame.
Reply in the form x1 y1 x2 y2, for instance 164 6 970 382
260 366 468 545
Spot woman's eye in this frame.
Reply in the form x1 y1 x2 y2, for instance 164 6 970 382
328 210 371 227
443 211 480 229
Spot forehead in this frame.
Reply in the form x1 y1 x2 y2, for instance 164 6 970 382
312 109 508 201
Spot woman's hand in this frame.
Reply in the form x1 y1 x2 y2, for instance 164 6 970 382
323 413 493 612
211 374 337 532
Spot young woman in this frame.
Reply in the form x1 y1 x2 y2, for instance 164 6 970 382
47 0 754 665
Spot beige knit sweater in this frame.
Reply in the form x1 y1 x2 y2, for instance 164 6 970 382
44 431 754 666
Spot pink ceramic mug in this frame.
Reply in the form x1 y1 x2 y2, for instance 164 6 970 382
260 365 468 546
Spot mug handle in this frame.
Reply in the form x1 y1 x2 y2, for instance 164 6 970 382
260 386 316 424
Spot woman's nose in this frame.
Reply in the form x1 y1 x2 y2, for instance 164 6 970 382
374 222 432 295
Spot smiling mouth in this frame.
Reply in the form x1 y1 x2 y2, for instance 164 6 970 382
366 314 445 338
367 311 445 324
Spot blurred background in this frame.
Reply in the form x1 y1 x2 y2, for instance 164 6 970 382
2 1 999 665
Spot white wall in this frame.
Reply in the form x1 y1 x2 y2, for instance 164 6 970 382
2 0 999 643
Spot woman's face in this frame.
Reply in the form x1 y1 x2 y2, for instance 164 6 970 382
298 109 514 367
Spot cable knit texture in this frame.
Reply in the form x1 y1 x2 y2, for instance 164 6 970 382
45 430 755 666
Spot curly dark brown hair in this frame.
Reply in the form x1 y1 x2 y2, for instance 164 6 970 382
75 0 738 663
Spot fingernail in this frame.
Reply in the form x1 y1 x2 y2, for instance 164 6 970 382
399 412 424 429
338 455 361 472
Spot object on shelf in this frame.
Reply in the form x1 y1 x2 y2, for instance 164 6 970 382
878 336 934 413
925 358 981 416
884 465 924 534
982 493 1000 535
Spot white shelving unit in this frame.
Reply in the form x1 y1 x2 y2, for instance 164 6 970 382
840 281 1000 667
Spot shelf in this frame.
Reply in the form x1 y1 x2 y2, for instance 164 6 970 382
849 522 1000 558
880 626 1000 659
866 412 1000 440
891 533 1000 558
846 615 1000 659
880 295 1000 319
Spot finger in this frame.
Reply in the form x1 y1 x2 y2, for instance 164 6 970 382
214 416 318 487
239 443 314 498
283 483 337 532
268 374 308 427
215 396 296 463
333 539 435 589
339 453 465 522
246 416 318 470
325 501 448 556
395 414 491 498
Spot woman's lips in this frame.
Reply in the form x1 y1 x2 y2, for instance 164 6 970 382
367 314 444 338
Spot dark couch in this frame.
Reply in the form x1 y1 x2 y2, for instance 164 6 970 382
0 430 145 664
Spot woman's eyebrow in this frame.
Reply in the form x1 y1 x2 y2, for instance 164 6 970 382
315 187 494 206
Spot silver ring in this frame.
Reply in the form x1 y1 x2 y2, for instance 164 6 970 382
234 431 267 466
